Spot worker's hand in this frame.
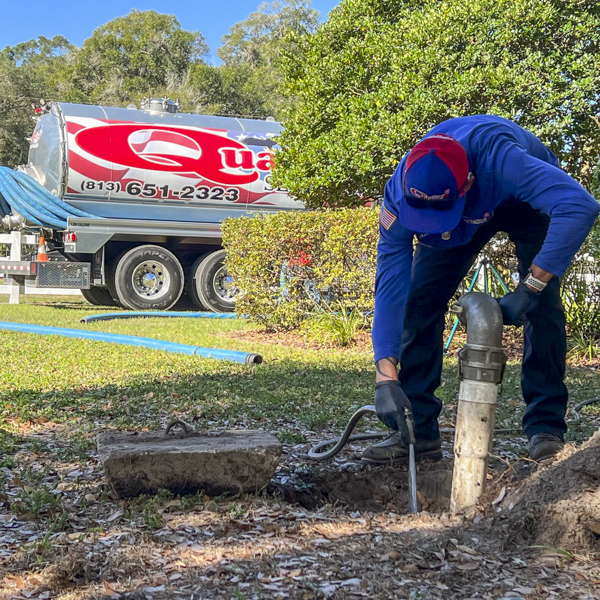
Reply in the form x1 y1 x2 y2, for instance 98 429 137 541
375 381 412 445
498 283 541 326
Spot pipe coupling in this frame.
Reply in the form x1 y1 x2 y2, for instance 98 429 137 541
458 342 507 384
1 213 25 231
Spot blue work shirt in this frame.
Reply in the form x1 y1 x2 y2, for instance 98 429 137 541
372 115 600 362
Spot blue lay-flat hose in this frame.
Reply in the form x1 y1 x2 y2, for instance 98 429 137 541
9 172 73 220
0 167 99 229
0 170 65 228
0 170 46 226
0 183 10 216
80 311 238 323
12 171 92 219
0 321 262 365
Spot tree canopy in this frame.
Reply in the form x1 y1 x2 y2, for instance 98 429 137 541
164 0 321 119
0 3 320 167
208 0 321 118
0 36 72 167
218 0 320 67
60 10 208 105
273 0 600 208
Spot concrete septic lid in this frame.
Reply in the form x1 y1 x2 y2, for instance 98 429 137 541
98 430 282 499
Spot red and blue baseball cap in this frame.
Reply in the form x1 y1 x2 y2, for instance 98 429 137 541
398 134 470 234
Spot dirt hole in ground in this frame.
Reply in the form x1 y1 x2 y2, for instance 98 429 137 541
270 458 453 513
271 432 600 555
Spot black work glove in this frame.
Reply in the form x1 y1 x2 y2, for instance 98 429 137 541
375 380 412 445
498 283 541 326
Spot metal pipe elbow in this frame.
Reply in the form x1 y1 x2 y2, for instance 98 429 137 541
454 292 506 384
455 292 504 348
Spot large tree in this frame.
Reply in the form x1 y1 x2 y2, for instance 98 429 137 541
209 0 321 119
273 0 600 208
218 0 320 67
61 10 208 105
0 36 72 167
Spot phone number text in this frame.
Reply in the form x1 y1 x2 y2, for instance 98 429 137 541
80 181 242 202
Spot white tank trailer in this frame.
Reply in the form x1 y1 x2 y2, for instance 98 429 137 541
3 99 303 311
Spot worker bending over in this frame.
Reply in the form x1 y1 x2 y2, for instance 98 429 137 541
367 115 599 463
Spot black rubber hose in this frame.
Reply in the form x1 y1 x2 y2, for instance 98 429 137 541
572 397 600 420
307 405 386 460
307 407 522 461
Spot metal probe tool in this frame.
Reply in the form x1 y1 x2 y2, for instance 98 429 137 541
308 405 420 515
404 407 418 514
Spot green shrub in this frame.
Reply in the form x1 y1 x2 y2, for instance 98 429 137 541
475 224 600 357
452 228 600 357
300 299 365 346
222 208 379 330
562 267 600 360
225 207 600 349
560 222 600 359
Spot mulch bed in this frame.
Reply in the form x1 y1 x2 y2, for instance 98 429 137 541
224 324 600 370
2 426 600 599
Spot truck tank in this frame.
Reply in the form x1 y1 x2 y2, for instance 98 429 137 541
27 100 303 224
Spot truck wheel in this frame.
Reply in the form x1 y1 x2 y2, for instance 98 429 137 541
112 245 184 310
81 286 117 307
187 250 236 313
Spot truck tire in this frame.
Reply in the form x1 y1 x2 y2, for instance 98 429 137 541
187 250 236 313
81 286 117 307
111 245 184 311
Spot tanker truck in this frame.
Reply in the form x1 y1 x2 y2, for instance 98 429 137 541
0 98 303 311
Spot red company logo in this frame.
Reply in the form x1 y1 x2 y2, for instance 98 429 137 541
75 123 274 186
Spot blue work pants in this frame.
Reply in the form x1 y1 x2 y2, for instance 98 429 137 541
399 204 568 441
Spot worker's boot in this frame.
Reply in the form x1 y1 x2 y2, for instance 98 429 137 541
528 432 564 461
362 431 442 464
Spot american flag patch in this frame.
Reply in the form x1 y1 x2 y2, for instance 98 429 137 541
380 205 397 230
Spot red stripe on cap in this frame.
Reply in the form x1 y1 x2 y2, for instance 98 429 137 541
406 134 469 188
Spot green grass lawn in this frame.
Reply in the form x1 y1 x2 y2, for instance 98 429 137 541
0 297 376 445
0 295 599 453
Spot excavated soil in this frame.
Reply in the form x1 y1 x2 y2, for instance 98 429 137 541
490 430 600 553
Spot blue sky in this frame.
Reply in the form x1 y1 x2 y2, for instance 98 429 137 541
1 0 340 63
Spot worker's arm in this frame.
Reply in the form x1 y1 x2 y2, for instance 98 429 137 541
376 356 399 381
371 183 415 435
371 183 415 376
494 144 600 277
